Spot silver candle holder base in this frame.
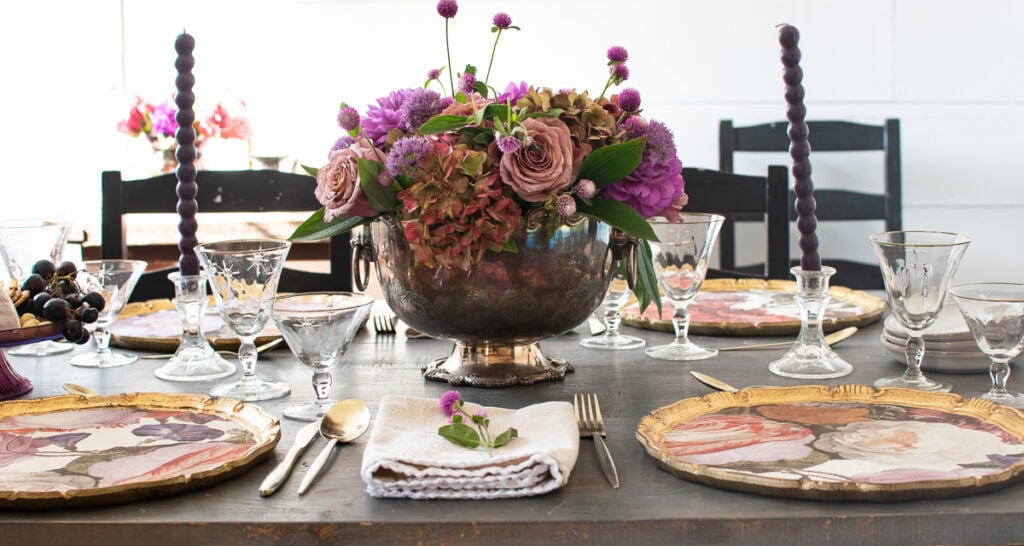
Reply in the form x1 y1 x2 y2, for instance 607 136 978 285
768 266 853 379
154 272 236 382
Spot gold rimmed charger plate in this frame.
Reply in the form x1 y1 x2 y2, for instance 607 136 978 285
0 388 280 509
110 299 281 352
637 385 1024 501
621 278 885 336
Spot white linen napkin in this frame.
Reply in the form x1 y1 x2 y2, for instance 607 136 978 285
361 395 579 499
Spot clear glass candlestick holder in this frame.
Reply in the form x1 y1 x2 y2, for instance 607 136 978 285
768 266 853 379
154 271 236 382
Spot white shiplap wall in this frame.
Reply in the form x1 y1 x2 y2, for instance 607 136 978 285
0 0 1020 283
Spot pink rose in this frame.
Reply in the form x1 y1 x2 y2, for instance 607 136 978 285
315 141 380 221
499 117 575 202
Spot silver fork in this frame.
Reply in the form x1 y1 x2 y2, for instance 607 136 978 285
573 393 619 488
372 309 396 334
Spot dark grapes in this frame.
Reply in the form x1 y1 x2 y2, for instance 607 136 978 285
56 261 78 279
42 298 69 322
83 291 106 312
55 279 79 296
31 259 56 281
75 328 91 345
31 292 52 317
77 307 99 324
62 319 84 343
20 274 46 296
64 293 84 309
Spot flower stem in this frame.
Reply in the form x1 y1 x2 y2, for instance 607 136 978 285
597 73 615 102
445 19 455 98
357 127 386 164
484 29 502 87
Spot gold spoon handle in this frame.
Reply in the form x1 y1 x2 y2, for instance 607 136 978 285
298 438 338 495
717 326 857 352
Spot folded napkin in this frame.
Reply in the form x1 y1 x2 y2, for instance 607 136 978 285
361 395 578 499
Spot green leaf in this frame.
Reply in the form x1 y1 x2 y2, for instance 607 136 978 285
289 209 372 242
424 79 432 89
481 104 511 125
508 25 521 30
473 131 495 146
464 64 477 75
394 174 413 189
474 81 489 98
578 138 645 189
634 239 663 316
301 164 318 177
419 114 471 135
438 423 481 449
357 157 398 213
492 427 518 448
502 237 518 253
455 92 468 104
577 198 658 241
491 26 499 33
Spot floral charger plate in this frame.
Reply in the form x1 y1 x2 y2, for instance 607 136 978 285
0 387 280 508
621 278 885 336
636 385 1024 501
110 299 281 352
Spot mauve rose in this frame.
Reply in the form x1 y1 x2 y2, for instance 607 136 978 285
602 154 685 218
315 141 379 221
499 117 575 202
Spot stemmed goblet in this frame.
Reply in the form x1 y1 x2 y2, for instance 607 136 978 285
196 239 292 401
580 269 645 350
869 231 970 391
69 260 148 368
268 292 373 421
950 283 1024 408
0 220 73 356
645 213 724 361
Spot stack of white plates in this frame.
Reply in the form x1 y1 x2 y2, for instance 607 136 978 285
881 304 991 373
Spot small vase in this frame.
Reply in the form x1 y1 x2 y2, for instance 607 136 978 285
768 266 853 379
0 350 32 400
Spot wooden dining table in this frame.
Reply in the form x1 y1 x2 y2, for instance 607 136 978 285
1 318 1021 545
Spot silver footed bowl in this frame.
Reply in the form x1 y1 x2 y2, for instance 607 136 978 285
357 212 629 387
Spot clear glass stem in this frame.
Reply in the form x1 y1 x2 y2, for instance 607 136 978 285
312 369 333 412
237 335 259 388
904 335 926 381
990 358 1012 396
94 324 112 357
604 309 622 338
671 302 691 346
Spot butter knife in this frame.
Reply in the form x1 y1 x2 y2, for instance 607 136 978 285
259 420 321 496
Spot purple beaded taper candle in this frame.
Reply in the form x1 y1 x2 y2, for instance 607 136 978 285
779 24 821 272
174 31 200 276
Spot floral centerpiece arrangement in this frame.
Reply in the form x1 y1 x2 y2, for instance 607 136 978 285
291 1 690 311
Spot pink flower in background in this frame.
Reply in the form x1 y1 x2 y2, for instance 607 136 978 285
116 96 151 137
206 96 253 140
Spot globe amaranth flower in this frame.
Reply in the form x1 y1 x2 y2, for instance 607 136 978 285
458 72 477 96
361 89 413 148
316 139 380 221
496 81 529 105
576 178 597 199
427 67 441 80
611 64 630 82
329 135 356 157
616 88 641 112
492 12 512 29
438 96 454 110
607 45 629 64
440 390 462 417
645 120 678 164
385 136 432 178
602 151 685 218
555 194 577 217
336 106 360 131
499 117 576 202
398 88 443 132
496 135 521 154
436 0 458 18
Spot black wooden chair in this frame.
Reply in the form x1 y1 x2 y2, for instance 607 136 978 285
681 166 790 280
101 170 352 302
718 118 901 289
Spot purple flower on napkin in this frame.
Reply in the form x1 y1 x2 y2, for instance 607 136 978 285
440 390 462 417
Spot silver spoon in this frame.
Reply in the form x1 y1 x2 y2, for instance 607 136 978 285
297 399 371 495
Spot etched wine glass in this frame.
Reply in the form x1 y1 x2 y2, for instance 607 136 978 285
645 213 724 361
580 269 645 350
950 283 1024 408
869 231 970 391
0 220 73 356
69 260 148 368
196 239 292 401
269 292 373 421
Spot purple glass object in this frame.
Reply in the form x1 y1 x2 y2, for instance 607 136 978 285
779 24 821 271
174 32 200 276
0 352 32 400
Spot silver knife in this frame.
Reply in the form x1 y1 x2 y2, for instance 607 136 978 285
259 420 321 496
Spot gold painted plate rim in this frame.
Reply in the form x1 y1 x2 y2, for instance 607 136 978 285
111 299 281 352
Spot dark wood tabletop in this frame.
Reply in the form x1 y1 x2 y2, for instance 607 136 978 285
2 318 1020 546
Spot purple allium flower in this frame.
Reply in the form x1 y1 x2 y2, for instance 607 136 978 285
336 106 360 131
438 96 454 110
620 116 648 138
385 136 432 178
436 0 458 18
329 135 356 157
496 135 521 154
611 64 630 82
440 390 462 417
576 179 597 199
398 88 443 132
607 45 629 64
496 81 529 105
555 194 577 217
361 89 413 148
645 120 678 164
458 72 477 95
427 67 441 80
492 12 512 29
616 88 641 112
602 153 684 218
